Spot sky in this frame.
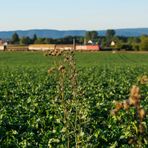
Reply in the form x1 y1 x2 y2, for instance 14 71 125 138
0 0 147 31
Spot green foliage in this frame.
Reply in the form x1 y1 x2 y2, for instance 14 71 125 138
32 34 37 43
20 36 32 45
132 44 140 51
120 44 133 51
126 37 141 51
1 52 148 67
106 29 116 38
140 36 148 51
34 38 46 44
0 52 148 147
11 32 20 44
128 37 141 44
85 31 98 43
105 29 116 48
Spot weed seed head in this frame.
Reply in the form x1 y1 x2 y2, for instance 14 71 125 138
58 65 65 73
139 123 145 133
138 75 148 84
138 108 146 120
48 67 55 74
130 85 140 97
123 100 130 110
115 102 123 110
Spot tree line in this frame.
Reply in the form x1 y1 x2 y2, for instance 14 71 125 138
10 33 84 45
10 30 148 51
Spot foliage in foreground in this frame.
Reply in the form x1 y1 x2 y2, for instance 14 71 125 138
0 52 148 147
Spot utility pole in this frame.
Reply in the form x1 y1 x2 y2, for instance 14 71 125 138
73 38 76 50
84 38 87 45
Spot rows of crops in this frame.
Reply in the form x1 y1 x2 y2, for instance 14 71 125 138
1 51 148 67
0 51 148 147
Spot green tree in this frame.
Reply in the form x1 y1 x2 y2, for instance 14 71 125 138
75 36 84 44
140 36 148 51
32 34 37 43
128 37 140 44
106 29 116 38
11 32 20 44
34 38 45 44
105 29 116 47
127 37 140 51
85 31 98 44
20 36 31 45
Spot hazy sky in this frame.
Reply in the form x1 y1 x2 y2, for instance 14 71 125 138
0 0 147 31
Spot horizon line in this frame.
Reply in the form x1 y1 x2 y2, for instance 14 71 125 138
0 27 148 32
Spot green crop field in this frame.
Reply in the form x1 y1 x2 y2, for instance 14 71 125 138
0 51 148 147
0 51 148 68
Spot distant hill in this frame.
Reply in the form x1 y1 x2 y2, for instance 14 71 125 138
98 28 148 37
0 28 148 39
0 30 86 39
